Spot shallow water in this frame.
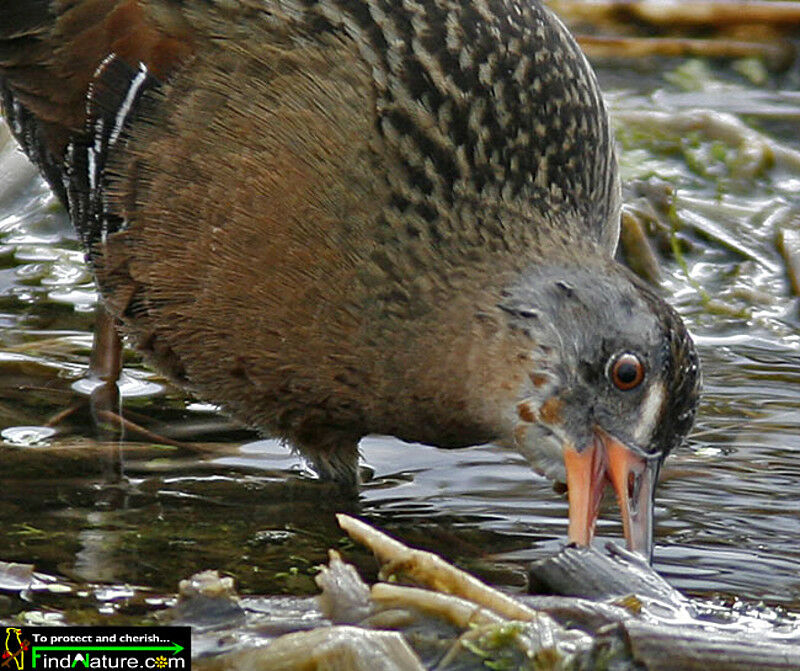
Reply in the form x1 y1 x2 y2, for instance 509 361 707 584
1 51 800 628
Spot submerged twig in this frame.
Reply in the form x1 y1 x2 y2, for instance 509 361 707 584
615 109 800 173
777 228 800 297
336 514 537 622
624 619 800 671
370 583 505 628
195 626 425 671
619 207 662 284
93 409 195 449
577 35 793 71
550 1 800 27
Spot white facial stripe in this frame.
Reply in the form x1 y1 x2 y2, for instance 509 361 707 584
634 381 665 445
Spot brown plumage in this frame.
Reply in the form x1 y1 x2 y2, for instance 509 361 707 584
0 0 699 557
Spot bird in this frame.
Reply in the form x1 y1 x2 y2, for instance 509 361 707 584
0 0 700 560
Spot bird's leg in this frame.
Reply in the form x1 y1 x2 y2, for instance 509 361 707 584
47 306 179 450
85 308 198 449
88 304 123 384
87 304 124 436
301 434 361 494
43 304 124 436
82 304 126 484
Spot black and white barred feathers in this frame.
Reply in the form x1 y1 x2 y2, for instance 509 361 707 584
14 0 620 258
294 0 621 250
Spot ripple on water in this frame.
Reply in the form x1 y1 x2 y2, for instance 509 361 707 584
1 425 57 446
71 372 164 398
2 53 800 624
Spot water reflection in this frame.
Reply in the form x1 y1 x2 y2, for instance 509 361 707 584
2 56 800 622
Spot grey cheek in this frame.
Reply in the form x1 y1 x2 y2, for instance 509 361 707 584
514 423 567 482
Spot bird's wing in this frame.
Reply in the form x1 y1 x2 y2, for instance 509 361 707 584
66 55 163 253
0 0 194 205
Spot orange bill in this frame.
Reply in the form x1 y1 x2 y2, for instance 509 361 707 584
564 436 607 547
603 429 659 561
564 428 660 560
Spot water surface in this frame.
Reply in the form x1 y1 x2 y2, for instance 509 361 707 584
1 53 800 626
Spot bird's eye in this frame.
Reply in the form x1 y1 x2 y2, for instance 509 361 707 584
609 352 645 391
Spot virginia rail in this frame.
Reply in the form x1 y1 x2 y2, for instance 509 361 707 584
0 0 700 558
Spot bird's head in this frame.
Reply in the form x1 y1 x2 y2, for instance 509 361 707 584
499 259 700 560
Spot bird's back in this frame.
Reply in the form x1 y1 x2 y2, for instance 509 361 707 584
0 0 622 451
1 0 620 249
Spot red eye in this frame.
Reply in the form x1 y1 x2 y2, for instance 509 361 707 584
610 353 645 391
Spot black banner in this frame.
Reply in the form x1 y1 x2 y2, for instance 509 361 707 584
2 626 191 670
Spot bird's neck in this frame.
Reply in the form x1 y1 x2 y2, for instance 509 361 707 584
361 268 534 447
360 245 612 448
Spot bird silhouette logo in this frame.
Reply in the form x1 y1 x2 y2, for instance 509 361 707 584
2 628 27 670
